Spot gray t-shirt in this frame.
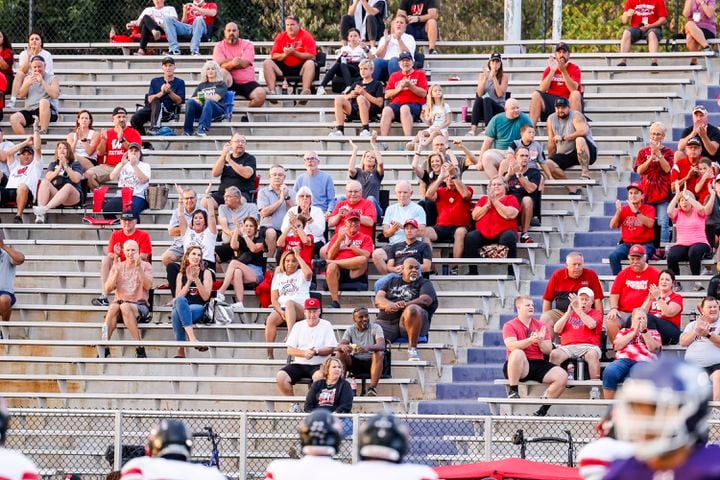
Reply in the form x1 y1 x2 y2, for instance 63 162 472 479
512 139 545 169
218 202 260 241
26 72 59 111
0 250 17 294
683 320 720 367
257 187 288 229
341 323 385 361
351 167 384 201
548 110 596 155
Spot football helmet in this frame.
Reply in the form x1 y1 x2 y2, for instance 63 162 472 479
146 419 193 460
358 412 409 463
298 410 342 456
613 358 711 460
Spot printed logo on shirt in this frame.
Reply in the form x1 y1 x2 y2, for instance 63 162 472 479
409 3 425 15
625 279 649 291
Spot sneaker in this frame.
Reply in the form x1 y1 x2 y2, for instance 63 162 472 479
103 347 110 358
405 142 416 151
694 282 706 292
13 215 23 224
367 386 378 397
676 282 683 292
146 127 160 136
449 266 459 275
5 98 15 109
315 86 326 96
33 206 48 224
298 89 311 106
617 61 627 67
230 302 245 312
533 404 550 417
379 142 389 151
34 214 45 224
215 291 226 304
530 216 541 227
289 403 302 413
407 347 420 361
135 346 147 358
507 390 520 399
328 129 344 137
520 233 535 243
331 300 342 309
92 296 109 307
465 129 476 137
183 131 193 137
359 129 372 137
168 49 181 56
196 128 207 138
428 48 438 55
191 51 201 56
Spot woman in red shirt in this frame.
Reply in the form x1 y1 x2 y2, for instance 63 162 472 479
463 176 519 275
641 268 683 345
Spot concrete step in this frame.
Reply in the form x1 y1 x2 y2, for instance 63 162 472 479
435 381 506 399
466 347 506 363
416 400 492 415
451 365 503 382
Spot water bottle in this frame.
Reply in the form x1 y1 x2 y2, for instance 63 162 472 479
577 358 586 381
425 62 432 82
566 363 575 381
589 387 600 400
461 105 468 123
281 78 289 95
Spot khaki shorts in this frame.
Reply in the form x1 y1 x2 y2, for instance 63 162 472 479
481 149 507 166
86 163 114 184
557 343 602 359
542 309 564 324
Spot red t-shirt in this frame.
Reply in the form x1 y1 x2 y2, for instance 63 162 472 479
543 268 605 309
0 47 13 76
107 228 153 261
435 185 473 227
282 233 314 266
331 198 377 242
559 308 603 346
633 145 674 204
542 62 583 97
625 0 668 28
327 230 373 262
270 29 317 68
186 1 217 26
0 74 6 108
670 156 701 194
388 69 428 105
474 195 520 238
648 291 683 328
502 317 550 360
102 127 142 167
618 203 656 244
611 265 661 313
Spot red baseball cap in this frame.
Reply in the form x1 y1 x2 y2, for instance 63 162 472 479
403 219 419 228
626 182 643 194
345 210 361 221
304 298 321 310
628 244 646 256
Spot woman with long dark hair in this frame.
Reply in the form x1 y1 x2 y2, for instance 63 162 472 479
467 52 509 136
66 110 101 171
171 245 213 358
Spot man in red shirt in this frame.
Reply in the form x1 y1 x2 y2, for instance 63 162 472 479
326 180 376 246
84 106 142 189
618 0 667 67
379 51 428 137
528 42 583 126
606 244 661 341
326 212 372 308
549 287 603 379
262 15 317 98
424 161 472 260
213 22 266 107
671 136 704 195
92 210 153 307
541 251 604 333
608 182 656 275
163 0 217 56
502 295 568 416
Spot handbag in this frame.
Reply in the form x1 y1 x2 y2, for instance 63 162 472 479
146 184 169 210
479 244 509 258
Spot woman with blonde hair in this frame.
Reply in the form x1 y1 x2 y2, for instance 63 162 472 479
304 357 354 413
407 83 451 150
183 60 228 136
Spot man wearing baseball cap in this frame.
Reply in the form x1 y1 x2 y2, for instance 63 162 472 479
130 55 186 136
276 297 338 412
617 0 666 67
549 287 603 380
0 129 43 223
101 142 151 221
606 244 660 341
85 106 142 190
608 182 656 275
379 49 428 138
325 211 373 308
545 95 597 184
671 135 707 195
675 104 720 164
528 41 584 126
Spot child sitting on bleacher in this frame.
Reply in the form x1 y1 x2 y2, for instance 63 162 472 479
316 28 366 96
407 83 451 151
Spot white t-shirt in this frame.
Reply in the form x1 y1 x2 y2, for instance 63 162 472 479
17 49 53 75
117 161 152 198
183 228 216 263
6 155 45 197
271 269 311 307
135 6 178 28
265 455 350 480
121 456 226 480
683 320 720 367
280 206 326 244
0 448 39 480
349 460 438 480
427 103 452 131
377 33 416 60
285 319 337 365
338 44 367 63
0 140 14 176
69 130 98 161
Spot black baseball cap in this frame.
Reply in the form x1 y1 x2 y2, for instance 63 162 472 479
490 52 502 61
555 42 570 52
112 106 128 116
161 55 175 65
554 97 569 108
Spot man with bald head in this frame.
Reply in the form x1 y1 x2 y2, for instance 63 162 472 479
212 21 266 107
101 239 154 359
476 98 533 179
375 258 438 361
203 132 257 209
541 251 604 333
293 151 336 215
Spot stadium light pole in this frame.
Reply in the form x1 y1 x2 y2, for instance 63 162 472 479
552 0 563 42
504 0 522 53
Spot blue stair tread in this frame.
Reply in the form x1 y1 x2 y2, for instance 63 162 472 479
417 400 493 415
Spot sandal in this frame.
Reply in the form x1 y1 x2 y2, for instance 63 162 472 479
194 345 209 352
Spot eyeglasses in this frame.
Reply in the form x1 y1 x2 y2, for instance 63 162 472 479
183 197 196 201
304 157 318 161
298 194 312 197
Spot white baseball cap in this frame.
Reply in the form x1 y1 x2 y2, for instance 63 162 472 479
577 287 594 299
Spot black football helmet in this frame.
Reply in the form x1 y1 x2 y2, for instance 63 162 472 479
298 410 342 456
146 419 193 460
358 412 409 463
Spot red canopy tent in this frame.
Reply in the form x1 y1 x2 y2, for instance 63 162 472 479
433 458 581 480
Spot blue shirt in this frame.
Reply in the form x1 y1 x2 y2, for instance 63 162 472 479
293 171 336 213
147 76 186 109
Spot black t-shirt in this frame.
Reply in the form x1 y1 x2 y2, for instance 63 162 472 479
351 79 384 106
507 168 542 200
377 276 438 322
219 151 257 200
680 124 720 162
234 233 267 269
399 0 437 17
388 239 432 266
181 274 206 305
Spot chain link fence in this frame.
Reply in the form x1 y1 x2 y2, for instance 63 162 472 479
6 409 720 480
